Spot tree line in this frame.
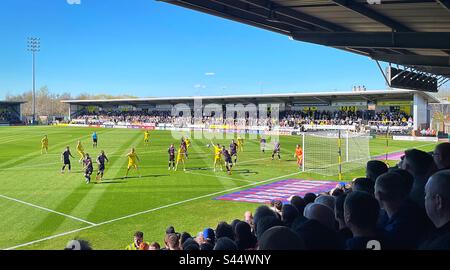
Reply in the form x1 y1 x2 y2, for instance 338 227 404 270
5 86 137 117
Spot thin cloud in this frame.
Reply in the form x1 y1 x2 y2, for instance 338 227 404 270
67 0 81 4
194 84 206 89
205 72 215 76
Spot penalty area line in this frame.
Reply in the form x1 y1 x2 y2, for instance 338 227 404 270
3 170 302 250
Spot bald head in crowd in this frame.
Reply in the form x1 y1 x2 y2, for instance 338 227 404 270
433 143 450 170
425 170 450 228
314 195 336 211
304 203 336 230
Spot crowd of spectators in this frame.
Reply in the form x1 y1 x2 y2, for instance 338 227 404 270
0 110 21 124
65 143 450 250
280 110 413 127
71 109 413 129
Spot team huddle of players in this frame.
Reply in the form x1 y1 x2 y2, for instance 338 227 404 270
41 130 303 184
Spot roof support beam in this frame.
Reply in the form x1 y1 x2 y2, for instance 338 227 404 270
331 0 412 31
370 52 450 68
236 0 349 31
436 0 450 13
291 32 450 50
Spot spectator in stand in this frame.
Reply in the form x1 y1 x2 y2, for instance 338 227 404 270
375 172 431 249
126 231 148 250
213 237 237 250
269 200 283 217
202 228 215 246
366 160 388 183
352 177 375 195
234 221 257 250
344 191 388 250
433 143 450 170
400 149 437 208
314 195 336 212
295 203 343 250
303 193 317 205
255 215 283 239
244 211 255 233
65 239 92 250
182 238 200 250
335 193 353 242
420 170 450 250
253 205 278 235
149 242 160 250
281 204 299 227
179 232 192 249
164 233 180 250
258 226 305 250
215 222 234 240
230 219 241 235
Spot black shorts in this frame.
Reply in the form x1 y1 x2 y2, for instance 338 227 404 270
98 164 105 172
273 149 280 154
93 138 98 143
231 151 237 157
85 168 93 175
225 158 232 164
64 160 71 165
169 155 175 161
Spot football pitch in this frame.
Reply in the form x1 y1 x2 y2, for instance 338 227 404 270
0 126 438 250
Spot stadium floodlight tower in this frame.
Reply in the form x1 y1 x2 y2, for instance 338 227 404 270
27 37 40 124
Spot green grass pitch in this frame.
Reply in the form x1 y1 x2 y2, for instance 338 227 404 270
0 126 437 250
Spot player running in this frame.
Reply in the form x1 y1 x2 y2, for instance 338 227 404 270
175 143 187 171
237 136 244 152
144 130 150 146
272 141 281 160
229 139 238 165
168 144 176 170
96 150 109 182
211 141 223 172
125 148 140 178
41 135 49 154
83 153 94 184
294 144 303 170
92 132 98 148
61 146 74 174
76 140 85 165
260 137 266 153
222 146 233 175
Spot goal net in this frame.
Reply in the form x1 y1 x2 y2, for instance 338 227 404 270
301 130 370 178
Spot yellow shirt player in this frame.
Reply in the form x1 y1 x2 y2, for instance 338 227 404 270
125 148 140 178
175 145 186 171
41 135 48 154
211 142 223 172
76 141 85 163
144 130 150 145
237 136 244 152
185 138 191 148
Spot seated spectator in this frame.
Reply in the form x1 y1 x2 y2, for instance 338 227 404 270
149 242 160 250
400 149 437 208
182 238 200 250
314 195 336 212
65 239 92 250
202 228 215 246
215 222 234 240
433 143 450 170
366 160 388 183
335 193 353 241
303 193 317 205
179 232 192 249
258 226 305 250
230 219 241 236
255 215 283 239
213 237 237 250
164 233 180 250
420 170 450 250
126 231 148 250
344 191 389 250
200 242 214 250
281 204 299 227
269 200 283 217
289 195 306 214
375 172 431 249
352 177 375 195
253 205 278 235
244 211 254 232
234 221 257 250
303 203 336 230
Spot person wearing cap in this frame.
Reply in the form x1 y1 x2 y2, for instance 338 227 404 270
203 228 216 246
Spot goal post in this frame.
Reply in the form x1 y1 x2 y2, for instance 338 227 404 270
302 129 370 178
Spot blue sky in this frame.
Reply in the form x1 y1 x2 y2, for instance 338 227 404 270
0 0 387 99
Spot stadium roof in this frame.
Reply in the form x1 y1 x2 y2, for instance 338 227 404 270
62 89 440 105
0 101 27 105
161 0 450 81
